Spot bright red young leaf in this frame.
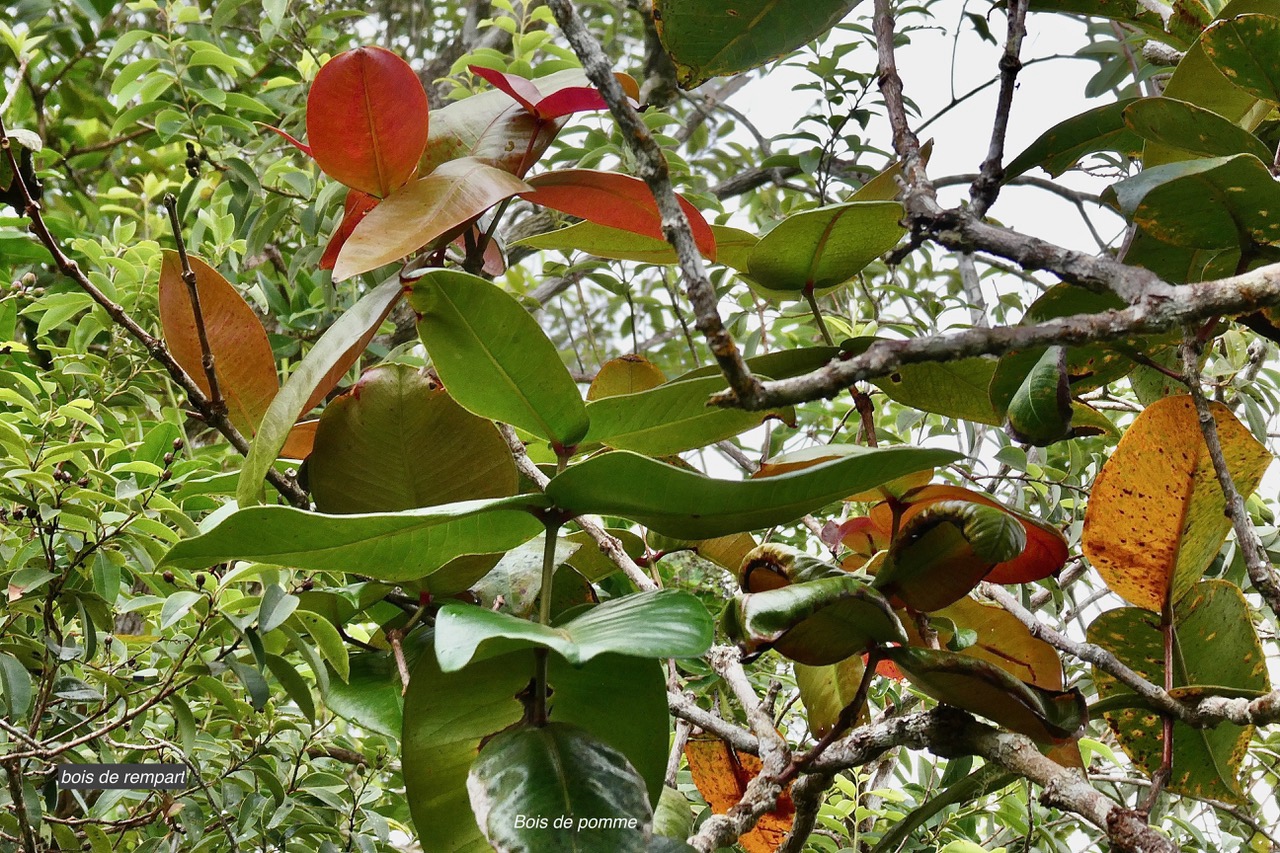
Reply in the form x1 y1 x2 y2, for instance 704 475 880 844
469 65 635 120
520 169 717 258
260 122 312 157
307 46 429 198
320 189 380 270
158 252 280 437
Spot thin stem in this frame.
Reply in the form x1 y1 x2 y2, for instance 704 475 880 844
803 286 836 347
533 521 563 726
163 193 224 414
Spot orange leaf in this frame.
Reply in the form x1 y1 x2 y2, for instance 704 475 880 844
685 735 794 853
520 169 717 258
307 46 428 198
587 354 667 401
869 484 1067 584
158 252 279 436
320 189 380 270
332 157 531 281
280 419 318 460
1082 395 1272 611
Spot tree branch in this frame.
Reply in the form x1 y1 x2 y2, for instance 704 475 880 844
969 0 1028 216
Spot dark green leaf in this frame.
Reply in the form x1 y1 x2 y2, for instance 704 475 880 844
1005 347 1073 446
1005 99 1143 179
1200 14 1280 105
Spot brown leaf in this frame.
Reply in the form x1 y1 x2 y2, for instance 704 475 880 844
684 735 794 853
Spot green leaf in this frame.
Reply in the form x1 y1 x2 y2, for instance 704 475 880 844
885 646 1088 743
0 652 32 719
547 446 960 539
265 652 317 724
290 609 350 683
1123 97 1274 162
865 353 1002 426
1107 153 1280 249
1200 14 1280 105
257 583 298 633
307 363 518 513
237 278 402 506
515 221 754 267
159 590 204 629
869 764 1017 853
1005 346 1073 446
326 652 403 738
744 201 906 298
796 655 869 736
584 374 793 456
652 786 695 841
723 574 906 665
468 723 652 853
652 0 861 88
1087 580 1271 802
434 588 713 670
404 645 667 851
472 534 580 617
333 157 532 281
406 269 590 451
1004 98 1143 179
160 495 548 582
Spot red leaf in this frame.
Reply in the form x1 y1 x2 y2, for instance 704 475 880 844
259 122 312 157
320 190 380 270
307 46 429 198
528 86 608 118
332 157 532 281
469 64 542 114
520 169 717 258
158 252 280 436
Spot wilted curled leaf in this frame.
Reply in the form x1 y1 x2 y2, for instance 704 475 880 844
736 542 845 591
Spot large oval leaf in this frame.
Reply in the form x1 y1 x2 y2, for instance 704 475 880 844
160 495 548 581
583 374 793 456
1122 97 1274 162
237 279 402 506
406 269 590 451
1087 580 1270 803
885 646 1087 743
1082 395 1271 611
519 169 716 258
159 251 278 436
333 157 531 281
434 588 713 671
1005 98 1143 179
307 46 428 198
468 722 652 853
307 364 517 513
745 201 905 298
404 645 667 851
1200 14 1280 105
587 355 667 401
546 446 961 540
652 0 860 88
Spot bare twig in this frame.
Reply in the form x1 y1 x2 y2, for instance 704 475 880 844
969 0 1029 216
1181 328 1280 620
164 193 225 414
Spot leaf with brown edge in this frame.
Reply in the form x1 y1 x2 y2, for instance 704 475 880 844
158 251 279 436
587 355 667 401
520 169 717 258
1082 395 1272 612
885 646 1088 743
306 46 428 198
320 189 379 271
868 484 1068 585
332 157 531 281
684 734 794 853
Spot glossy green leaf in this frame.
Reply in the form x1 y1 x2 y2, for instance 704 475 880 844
0 652 33 719
652 0 861 88
1005 346 1073 446
874 502 1026 612
744 201 905 297
265 652 316 724
325 652 403 738
160 495 548 582
515 221 753 267
237 278 402 506
406 269 590 452
1088 580 1271 802
867 353 1002 426
547 447 959 540
434 588 713 670
1108 153 1280 249
468 723 651 853
333 157 531 281
795 655 869 737
885 646 1088 743
159 590 204 629
1200 14 1280 104
1005 98 1143 179
404 645 667 851
289 609 350 682
722 574 906 665
1123 97 1273 162
307 364 518 513
584 374 793 456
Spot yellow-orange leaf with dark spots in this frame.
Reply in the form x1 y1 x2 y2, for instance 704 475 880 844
1082 395 1271 612
684 734 794 853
